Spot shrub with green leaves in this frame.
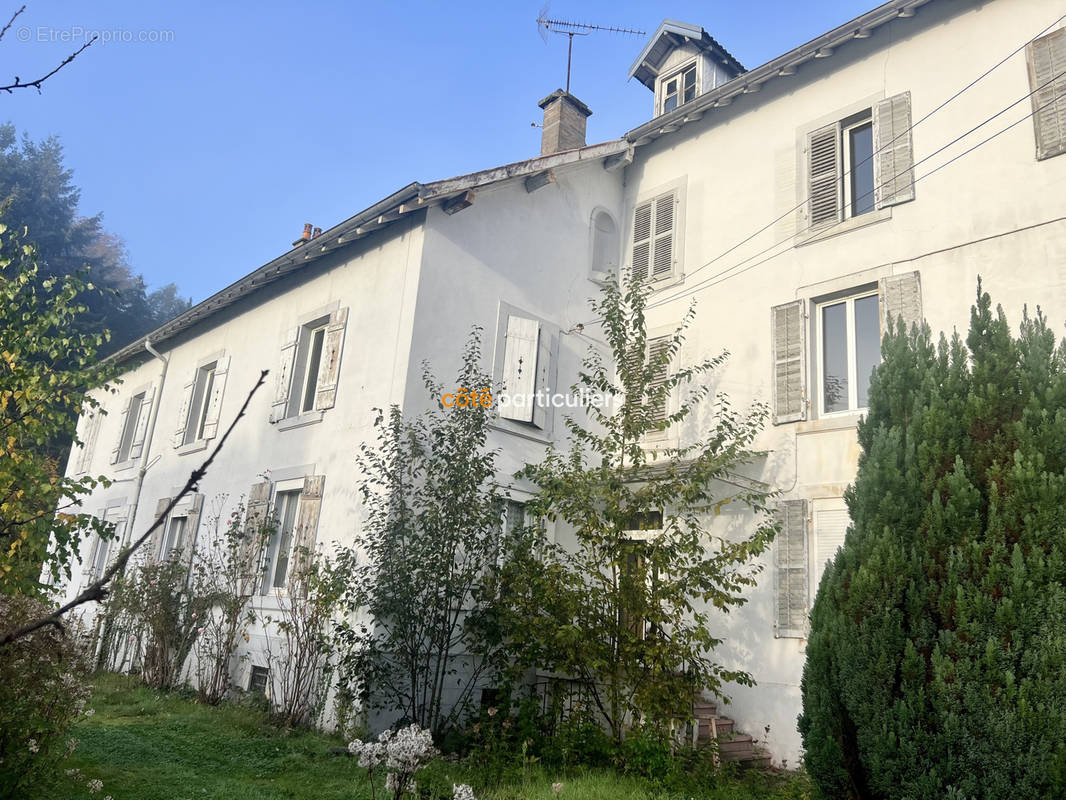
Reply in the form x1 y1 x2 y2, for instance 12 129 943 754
799 284 1066 799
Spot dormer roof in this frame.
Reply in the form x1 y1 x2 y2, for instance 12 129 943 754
628 19 746 90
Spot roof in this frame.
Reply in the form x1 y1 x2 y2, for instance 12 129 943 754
629 20 746 90
110 138 630 365
626 0 936 146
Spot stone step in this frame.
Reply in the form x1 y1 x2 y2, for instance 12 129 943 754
696 716 734 741
717 733 754 755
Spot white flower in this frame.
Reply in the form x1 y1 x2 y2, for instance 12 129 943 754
453 783 476 800
84 709 95 717
27 738 39 753
552 782 564 795
386 772 400 794
383 723 437 772
88 778 103 793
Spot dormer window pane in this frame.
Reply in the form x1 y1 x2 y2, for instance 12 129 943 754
661 64 697 114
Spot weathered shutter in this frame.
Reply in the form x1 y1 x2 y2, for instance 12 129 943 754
813 508 849 601
149 496 171 562
1027 29 1066 161
774 499 808 638
104 511 128 571
173 377 195 447
874 91 915 207
631 201 653 283
531 330 553 430
200 355 230 440
646 337 671 427
242 481 273 593
110 398 132 464
807 123 842 229
291 476 325 594
314 308 348 411
500 316 540 423
878 271 923 335
76 412 101 474
128 391 153 461
270 328 300 422
651 192 675 279
181 494 204 573
771 300 807 424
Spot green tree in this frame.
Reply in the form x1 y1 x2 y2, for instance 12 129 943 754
499 277 775 741
0 220 115 595
331 331 508 735
799 283 1066 799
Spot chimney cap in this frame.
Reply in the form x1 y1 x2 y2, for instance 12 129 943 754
538 89 592 117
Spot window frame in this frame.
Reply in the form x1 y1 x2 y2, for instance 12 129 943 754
183 361 218 446
116 392 146 463
840 112 874 219
814 288 880 418
659 61 697 115
259 480 304 595
161 514 189 561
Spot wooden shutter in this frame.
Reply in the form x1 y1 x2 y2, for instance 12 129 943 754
110 398 132 464
270 328 299 422
242 481 273 593
500 316 540 423
200 355 230 440
645 337 671 427
774 499 808 638
651 193 676 279
149 496 171 562
531 330 553 431
874 92 915 207
1027 29 1066 161
128 391 153 461
181 494 204 574
291 475 325 594
173 377 195 447
75 412 101 474
807 123 842 228
631 201 653 282
771 300 807 424
813 508 848 601
878 271 923 335
314 308 348 411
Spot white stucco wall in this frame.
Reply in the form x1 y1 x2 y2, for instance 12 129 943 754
621 0 1066 764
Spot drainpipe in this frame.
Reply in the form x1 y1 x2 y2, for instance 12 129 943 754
124 338 169 552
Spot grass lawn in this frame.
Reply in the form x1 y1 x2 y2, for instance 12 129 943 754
42 674 812 800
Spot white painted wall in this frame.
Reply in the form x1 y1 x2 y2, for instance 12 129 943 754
621 0 1066 764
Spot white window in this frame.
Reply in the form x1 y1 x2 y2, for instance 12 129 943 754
297 324 327 415
497 312 554 429
660 63 696 114
631 191 677 284
87 506 127 584
643 336 671 437
841 114 874 218
186 362 216 444
271 309 348 423
812 505 849 603
589 209 619 281
261 487 301 594
816 291 880 416
161 515 188 561
114 392 146 464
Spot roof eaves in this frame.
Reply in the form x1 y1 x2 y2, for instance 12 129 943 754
625 0 934 146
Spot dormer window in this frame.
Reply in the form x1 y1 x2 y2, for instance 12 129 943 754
661 63 697 114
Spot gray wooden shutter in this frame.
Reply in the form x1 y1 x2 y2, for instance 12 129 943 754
128 391 154 461
771 300 807 424
813 508 849 601
149 497 171 563
173 377 195 447
878 271 923 335
531 330 553 430
651 192 676 280
270 328 300 422
774 499 808 638
646 337 671 427
242 481 273 593
110 398 132 464
807 123 842 228
500 316 540 423
314 308 348 411
631 201 653 283
181 494 204 574
291 476 325 594
75 412 101 474
874 91 915 207
1027 29 1066 161
200 355 230 440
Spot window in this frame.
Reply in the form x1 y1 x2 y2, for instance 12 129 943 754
249 665 270 695
261 489 301 594
631 191 677 284
271 309 348 423
620 511 662 641
1026 29 1066 160
660 63 696 114
92 537 111 580
589 209 619 281
812 506 849 603
186 362 216 444
817 291 880 415
498 312 554 429
805 92 914 232
161 516 188 561
87 506 127 584
115 392 146 463
774 500 808 638
643 337 671 437
174 357 230 447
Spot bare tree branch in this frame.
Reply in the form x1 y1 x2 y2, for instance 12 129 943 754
0 370 268 647
0 3 96 96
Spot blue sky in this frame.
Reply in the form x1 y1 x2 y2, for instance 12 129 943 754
7 0 875 303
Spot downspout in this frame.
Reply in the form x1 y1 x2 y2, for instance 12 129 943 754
124 338 169 552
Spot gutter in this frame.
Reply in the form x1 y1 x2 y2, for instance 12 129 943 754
122 337 169 554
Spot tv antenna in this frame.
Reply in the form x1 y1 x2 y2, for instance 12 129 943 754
536 4 645 93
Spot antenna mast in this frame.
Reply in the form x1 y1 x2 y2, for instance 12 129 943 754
536 9 645 93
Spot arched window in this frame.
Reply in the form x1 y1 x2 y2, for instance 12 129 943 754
589 209 619 281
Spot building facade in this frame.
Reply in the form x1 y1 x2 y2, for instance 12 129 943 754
61 0 1066 764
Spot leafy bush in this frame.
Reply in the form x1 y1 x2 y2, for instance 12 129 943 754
799 285 1066 799
0 595 92 798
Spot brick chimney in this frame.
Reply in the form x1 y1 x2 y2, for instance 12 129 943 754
293 223 313 247
537 90 591 156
